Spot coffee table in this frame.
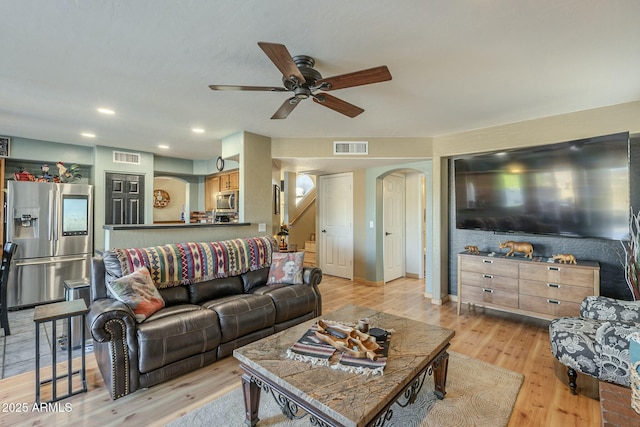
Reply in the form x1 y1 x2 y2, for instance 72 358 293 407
233 304 455 427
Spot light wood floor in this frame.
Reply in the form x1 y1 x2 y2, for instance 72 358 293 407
0 275 600 427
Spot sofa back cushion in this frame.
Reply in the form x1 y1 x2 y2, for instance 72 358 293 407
102 250 125 292
189 276 244 304
242 267 270 292
158 286 190 306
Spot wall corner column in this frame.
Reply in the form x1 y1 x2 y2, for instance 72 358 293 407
431 154 449 304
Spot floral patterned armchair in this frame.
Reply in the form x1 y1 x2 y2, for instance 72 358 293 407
549 296 640 394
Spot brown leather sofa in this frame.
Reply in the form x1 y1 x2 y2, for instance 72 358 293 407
87 238 322 400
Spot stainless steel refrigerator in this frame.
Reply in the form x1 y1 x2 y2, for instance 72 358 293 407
5 181 93 309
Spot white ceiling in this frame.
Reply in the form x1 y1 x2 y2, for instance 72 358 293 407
2 1 640 173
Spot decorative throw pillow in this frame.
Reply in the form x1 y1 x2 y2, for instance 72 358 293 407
267 252 305 285
107 266 165 323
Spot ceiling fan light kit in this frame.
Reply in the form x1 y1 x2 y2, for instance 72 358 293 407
209 42 392 119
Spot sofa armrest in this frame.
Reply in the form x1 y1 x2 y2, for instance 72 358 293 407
594 320 640 386
580 296 640 323
87 298 140 399
88 298 136 342
302 266 322 287
302 267 323 316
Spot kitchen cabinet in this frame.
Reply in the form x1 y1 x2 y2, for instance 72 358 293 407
205 170 239 210
220 170 239 191
205 175 220 210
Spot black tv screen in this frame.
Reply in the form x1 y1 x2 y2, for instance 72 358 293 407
454 132 630 240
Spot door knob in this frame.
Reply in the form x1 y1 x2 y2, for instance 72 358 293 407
385 232 392 236
322 229 327 233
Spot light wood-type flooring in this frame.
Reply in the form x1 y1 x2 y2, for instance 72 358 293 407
0 275 600 426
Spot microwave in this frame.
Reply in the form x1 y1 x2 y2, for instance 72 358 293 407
215 191 238 213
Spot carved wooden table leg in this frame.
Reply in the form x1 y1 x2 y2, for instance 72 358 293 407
567 367 577 395
242 372 261 427
433 350 450 400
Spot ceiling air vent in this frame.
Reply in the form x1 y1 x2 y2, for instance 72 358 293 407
333 141 368 155
113 151 141 165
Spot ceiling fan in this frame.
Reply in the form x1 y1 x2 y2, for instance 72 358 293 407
209 42 392 119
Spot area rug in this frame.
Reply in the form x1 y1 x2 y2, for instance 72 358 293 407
167 351 523 427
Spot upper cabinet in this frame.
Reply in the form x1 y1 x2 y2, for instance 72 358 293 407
205 170 238 210
220 170 239 191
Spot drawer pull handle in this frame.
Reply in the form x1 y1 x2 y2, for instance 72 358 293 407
547 283 560 288
548 266 560 271
483 260 493 264
547 299 561 305
482 288 494 293
483 274 493 279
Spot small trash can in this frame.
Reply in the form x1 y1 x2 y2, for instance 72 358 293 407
63 278 91 349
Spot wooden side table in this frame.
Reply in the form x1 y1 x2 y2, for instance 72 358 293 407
33 299 88 404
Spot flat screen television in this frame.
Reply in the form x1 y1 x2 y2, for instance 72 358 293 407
454 132 630 240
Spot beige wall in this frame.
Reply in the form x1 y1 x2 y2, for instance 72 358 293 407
238 131 273 233
104 224 261 249
429 100 640 299
271 101 640 301
272 136 433 158
153 176 188 222
353 169 367 280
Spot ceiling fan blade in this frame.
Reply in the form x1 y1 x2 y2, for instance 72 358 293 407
312 93 364 118
271 97 300 119
258 42 306 84
209 84 287 92
315 66 391 91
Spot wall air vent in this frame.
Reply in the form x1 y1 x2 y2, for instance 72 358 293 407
333 141 368 155
113 151 141 165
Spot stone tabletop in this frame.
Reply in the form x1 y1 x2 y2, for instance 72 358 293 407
33 299 88 323
234 304 455 427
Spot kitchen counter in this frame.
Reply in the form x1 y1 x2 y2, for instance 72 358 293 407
102 222 272 250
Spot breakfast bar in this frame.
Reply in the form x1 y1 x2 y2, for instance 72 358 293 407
102 222 256 250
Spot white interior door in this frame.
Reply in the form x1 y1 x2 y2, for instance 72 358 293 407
319 173 353 279
383 174 405 283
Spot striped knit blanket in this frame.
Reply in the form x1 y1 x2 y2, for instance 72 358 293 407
286 322 389 376
114 236 277 289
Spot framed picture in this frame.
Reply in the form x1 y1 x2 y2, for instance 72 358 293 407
274 184 280 215
0 136 10 157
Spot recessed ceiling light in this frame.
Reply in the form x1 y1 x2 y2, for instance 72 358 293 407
158 144 170 149
97 107 115 115
81 132 96 138
192 128 205 133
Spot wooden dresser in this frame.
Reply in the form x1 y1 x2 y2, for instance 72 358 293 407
303 241 317 267
457 252 600 320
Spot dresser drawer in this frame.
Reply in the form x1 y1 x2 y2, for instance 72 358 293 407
519 295 581 317
519 263 596 288
460 270 518 292
519 279 593 304
304 253 316 263
462 284 519 308
459 257 519 278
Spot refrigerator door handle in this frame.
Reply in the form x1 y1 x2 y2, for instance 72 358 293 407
15 256 88 267
53 189 59 242
48 189 55 241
